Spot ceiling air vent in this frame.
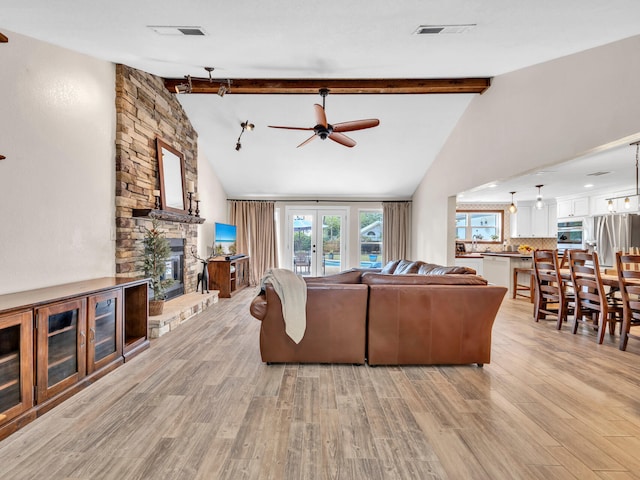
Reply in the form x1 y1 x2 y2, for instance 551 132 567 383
147 26 207 36
587 171 611 176
414 24 476 35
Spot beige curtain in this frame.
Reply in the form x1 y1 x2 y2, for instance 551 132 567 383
382 201 412 263
229 200 278 286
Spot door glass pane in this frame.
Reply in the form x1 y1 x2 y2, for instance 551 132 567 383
292 215 312 276
94 298 117 362
322 215 342 275
359 211 383 267
48 309 78 387
0 325 21 411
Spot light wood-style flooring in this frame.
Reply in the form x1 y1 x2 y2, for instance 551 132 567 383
2 288 640 480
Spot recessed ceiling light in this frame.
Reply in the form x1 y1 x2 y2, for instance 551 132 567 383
584 183 594 188
488 184 497 188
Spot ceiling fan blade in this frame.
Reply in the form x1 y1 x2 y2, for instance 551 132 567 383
314 104 327 128
268 125 314 131
329 132 356 148
297 134 318 148
332 118 380 132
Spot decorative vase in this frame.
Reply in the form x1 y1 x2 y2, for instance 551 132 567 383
149 299 165 316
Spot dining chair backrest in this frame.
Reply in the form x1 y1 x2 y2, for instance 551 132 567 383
533 249 566 329
559 248 587 270
568 250 607 318
615 251 640 350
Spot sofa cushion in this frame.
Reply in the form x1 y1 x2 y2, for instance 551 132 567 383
393 260 424 274
380 260 401 274
304 269 363 284
418 263 476 275
361 273 488 285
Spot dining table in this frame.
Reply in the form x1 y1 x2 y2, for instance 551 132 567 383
558 268 621 288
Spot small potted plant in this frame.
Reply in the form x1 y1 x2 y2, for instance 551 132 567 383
142 219 174 316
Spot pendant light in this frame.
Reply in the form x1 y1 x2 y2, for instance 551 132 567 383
535 184 544 210
508 191 518 214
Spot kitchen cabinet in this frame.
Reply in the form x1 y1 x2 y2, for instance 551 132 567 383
454 256 483 276
557 197 589 218
482 254 532 296
510 202 557 238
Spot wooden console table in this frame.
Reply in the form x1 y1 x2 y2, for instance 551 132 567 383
208 256 250 298
0 277 149 440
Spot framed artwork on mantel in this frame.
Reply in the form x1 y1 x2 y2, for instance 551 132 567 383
156 138 187 214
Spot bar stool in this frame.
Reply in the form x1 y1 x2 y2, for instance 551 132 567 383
513 267 534 302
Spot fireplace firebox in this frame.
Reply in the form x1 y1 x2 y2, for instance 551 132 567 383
162 238 185 300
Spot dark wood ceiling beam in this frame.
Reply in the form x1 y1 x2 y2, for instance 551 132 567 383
163 77 491 95
0 32 8 43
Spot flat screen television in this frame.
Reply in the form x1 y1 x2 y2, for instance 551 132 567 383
213 222 237 256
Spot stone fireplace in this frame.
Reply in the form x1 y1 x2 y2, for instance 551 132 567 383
114 64 201 295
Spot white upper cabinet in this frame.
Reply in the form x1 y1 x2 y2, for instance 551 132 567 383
511 202 557 238
557 197 589 218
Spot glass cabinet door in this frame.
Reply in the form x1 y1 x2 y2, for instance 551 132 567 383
88 290 122 374
36 299 87 402
0 310 33 425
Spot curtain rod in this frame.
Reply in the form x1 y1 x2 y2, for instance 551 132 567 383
226 199 412 203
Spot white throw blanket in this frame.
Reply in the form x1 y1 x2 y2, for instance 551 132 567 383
261 268 307 344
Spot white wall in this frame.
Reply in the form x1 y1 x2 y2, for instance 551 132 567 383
412 34 640 266
197 148 229 256
0 31 116 294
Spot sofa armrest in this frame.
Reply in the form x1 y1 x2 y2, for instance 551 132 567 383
250 293 268 321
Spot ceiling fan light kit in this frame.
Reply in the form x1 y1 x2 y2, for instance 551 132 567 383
268 88 380 148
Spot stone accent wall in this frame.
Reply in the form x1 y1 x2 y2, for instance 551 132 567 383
115 64 199 293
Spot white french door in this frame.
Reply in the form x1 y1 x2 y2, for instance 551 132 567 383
286 208 347 277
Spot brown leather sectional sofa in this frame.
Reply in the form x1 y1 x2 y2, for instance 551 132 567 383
249 260 508 366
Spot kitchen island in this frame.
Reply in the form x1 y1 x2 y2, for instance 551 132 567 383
481 252 533 297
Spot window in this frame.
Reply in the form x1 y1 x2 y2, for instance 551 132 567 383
359 210 383 267
456 210 503 242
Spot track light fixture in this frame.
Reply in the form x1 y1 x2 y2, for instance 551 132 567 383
508 191 518 214
606 141 640 212
174 75 192 94
235 120 254 151
535 184 544 210
218 84 228 97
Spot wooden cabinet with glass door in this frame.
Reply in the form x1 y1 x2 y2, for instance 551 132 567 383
0 310 33 429
35 298 87 403
87 289 122 374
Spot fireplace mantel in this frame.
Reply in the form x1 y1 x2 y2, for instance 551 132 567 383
132 208 205 224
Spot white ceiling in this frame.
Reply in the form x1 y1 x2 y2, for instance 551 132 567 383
3 1 640 200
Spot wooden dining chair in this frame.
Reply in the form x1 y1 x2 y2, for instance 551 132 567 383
568 250 623 344
615 251 640 351
559 248 586 315
533 249 567 329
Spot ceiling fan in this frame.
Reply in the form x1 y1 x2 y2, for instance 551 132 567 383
268 88 380 148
